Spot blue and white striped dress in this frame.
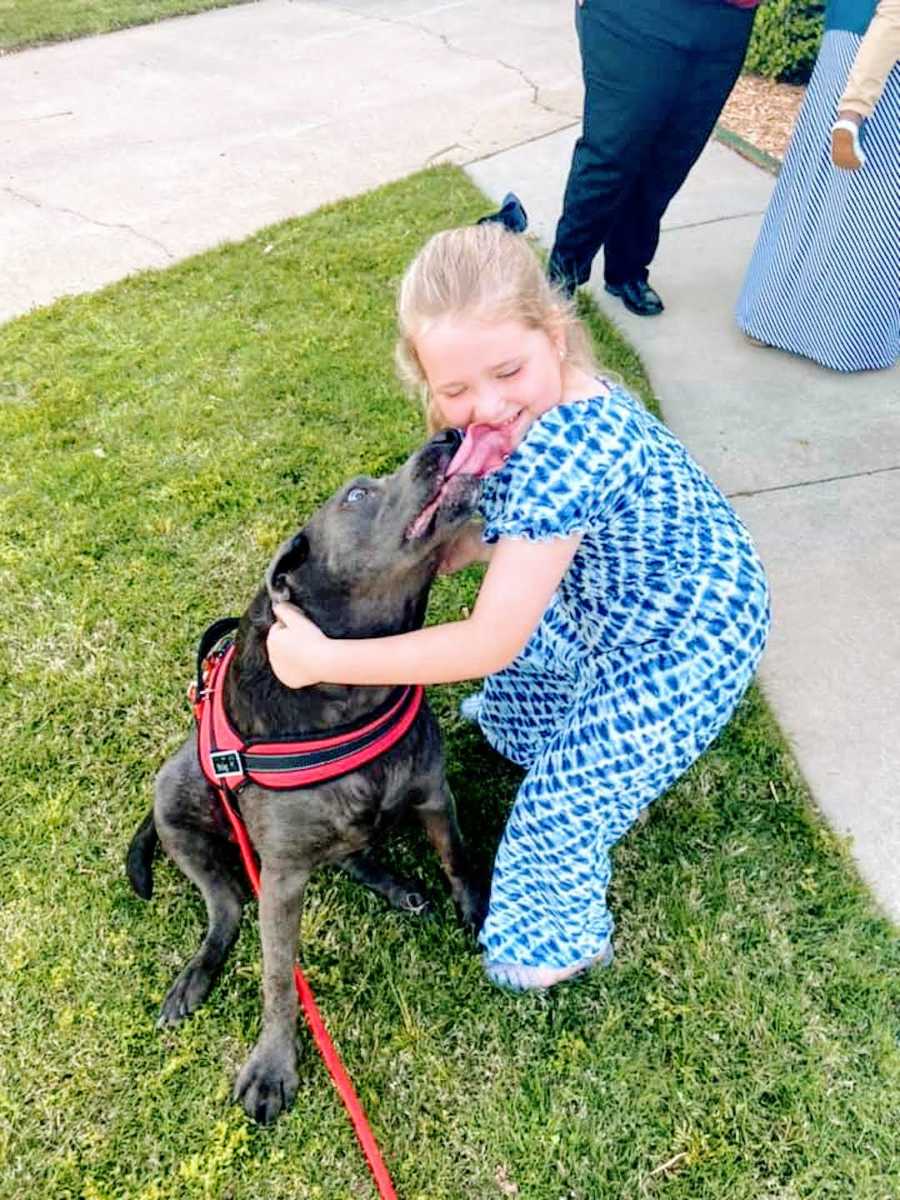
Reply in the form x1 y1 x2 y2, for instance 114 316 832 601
473 389 770 973
736 31 900 373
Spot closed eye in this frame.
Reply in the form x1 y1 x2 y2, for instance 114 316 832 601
497 365 521 379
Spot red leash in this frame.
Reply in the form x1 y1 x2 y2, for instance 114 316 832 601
218 790 399 1200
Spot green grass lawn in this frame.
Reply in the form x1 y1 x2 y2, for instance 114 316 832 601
1 166 897 1200
0 0 252 52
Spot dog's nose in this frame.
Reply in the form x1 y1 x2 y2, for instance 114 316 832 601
436 427 463 450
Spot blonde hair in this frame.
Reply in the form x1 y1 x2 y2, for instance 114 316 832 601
395 223 598 433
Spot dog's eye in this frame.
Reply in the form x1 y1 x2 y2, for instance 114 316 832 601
344 486 369 504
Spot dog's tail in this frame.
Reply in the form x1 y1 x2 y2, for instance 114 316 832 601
125 810 159 900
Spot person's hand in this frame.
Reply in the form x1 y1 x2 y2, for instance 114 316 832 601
267 601 329 689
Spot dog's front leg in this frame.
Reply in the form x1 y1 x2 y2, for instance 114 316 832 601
415 786 487 933
234 859 309 1125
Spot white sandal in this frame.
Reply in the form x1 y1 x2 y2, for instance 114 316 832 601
484 940 614 993
831 119 865 170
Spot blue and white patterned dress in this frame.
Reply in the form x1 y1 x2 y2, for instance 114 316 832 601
473 387 770 971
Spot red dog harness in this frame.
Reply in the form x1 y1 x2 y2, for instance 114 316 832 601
190 620 424 794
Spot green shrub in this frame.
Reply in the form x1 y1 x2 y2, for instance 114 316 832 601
744 0 825 83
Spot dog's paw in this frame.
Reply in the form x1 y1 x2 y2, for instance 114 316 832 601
234 1041 299 1126
157 961 216 1028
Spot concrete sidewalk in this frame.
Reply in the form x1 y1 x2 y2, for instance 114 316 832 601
0 0 582 322
2 0 898 920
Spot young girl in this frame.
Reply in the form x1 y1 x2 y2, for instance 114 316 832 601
831 0 900 170
268 223 770 992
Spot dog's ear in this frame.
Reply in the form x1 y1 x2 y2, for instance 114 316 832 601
266 531 310 604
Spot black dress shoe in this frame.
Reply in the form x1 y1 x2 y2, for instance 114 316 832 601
604 279 665 317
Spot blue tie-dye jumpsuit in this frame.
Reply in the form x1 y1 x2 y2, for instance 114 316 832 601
473 387 770 971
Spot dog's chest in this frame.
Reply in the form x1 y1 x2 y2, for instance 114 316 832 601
238 748 428 864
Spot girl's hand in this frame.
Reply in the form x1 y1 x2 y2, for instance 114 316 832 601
267 601 329 689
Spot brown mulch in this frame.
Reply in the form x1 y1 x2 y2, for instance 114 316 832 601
719 74 807 160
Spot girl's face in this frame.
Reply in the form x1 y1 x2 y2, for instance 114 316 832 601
415 315 566 449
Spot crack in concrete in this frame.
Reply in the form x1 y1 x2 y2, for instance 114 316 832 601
664 209 768 233
3 185 43 210
727 463 900 501
0 110 74 124
329 2 571 122
424 142 464 165
464 118 580 165
2 185 174 258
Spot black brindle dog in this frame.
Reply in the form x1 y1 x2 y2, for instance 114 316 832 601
126 430 486 1125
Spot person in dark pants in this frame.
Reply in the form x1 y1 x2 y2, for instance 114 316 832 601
548 0 759 316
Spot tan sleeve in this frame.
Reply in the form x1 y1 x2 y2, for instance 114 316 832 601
838 0 900 118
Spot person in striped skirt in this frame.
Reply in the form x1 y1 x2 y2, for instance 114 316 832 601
736 0 899 373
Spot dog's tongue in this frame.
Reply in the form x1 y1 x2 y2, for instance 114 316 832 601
445 423 514 480
406 424 514 540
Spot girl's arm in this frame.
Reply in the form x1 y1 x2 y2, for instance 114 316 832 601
837 0 900 119
267 531 583 689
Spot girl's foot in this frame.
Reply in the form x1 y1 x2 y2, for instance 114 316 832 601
484 940 614 992
459 690 484 722
831 116 865 170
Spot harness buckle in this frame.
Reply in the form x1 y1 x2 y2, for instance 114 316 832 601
210 750 244 779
